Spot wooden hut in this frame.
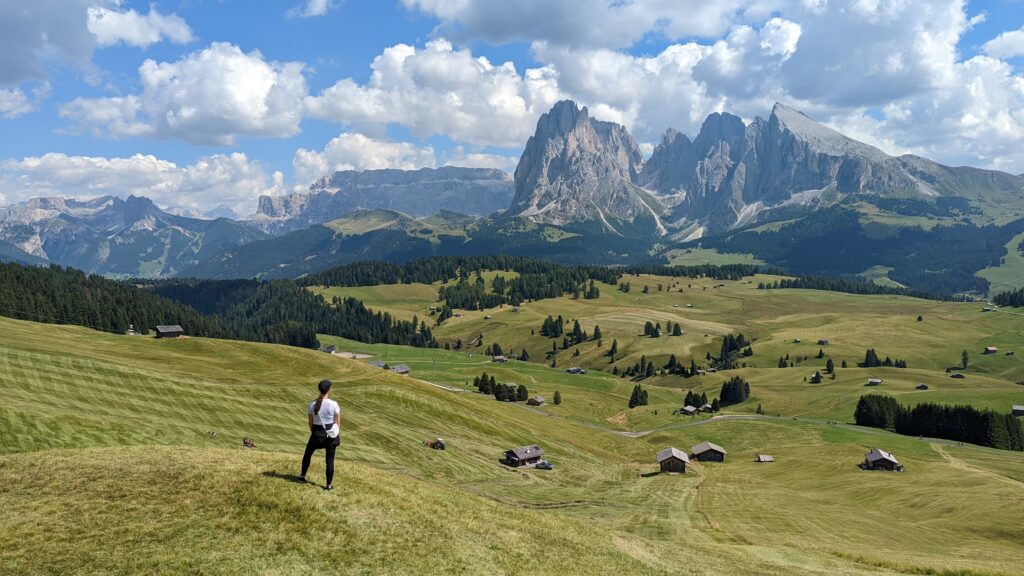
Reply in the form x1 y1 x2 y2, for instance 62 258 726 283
691 441 727 462
864 448 903 471
915 383 929 390
1012 405 1024 417
527 396 545 406
656 447 689 473
504 445 544 468
682 405 698 416
155 325 183 339
756 454 774 463
389 364 411 375
866 378 883 386
983 346 999 355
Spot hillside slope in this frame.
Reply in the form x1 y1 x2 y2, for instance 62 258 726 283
1 317 1023 574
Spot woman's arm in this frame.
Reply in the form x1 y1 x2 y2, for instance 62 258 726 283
334 411 341 428
307 412 314 433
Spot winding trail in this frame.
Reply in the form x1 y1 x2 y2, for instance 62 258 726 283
932 443 1024 488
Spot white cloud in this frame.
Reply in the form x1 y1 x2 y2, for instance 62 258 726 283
292 132 436 184
0 89 33 119
984 26 1024 60
288 0 339 18
401 0 753 49
87 5 194 48
444 147 518 171
305 39 562 147
0 152 284 216
60 43 307 145
0 0 102 85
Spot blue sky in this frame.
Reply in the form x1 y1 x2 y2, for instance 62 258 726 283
1 0 1023 215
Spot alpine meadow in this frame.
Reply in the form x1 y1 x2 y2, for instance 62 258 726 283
2 1 1024 575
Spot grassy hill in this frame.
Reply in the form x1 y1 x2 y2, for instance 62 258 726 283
2 315 1024 574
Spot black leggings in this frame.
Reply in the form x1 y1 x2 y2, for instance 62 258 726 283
301 434 338 485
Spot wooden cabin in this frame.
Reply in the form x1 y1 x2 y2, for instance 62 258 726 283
915 383 929 390
864 448 903 471
504 445 544 468
692 441 727 462
527 396 545 406
1012 405 1024 417
682 405 698 416
983 346 999 355
155 325 184 339
756 454 774 463
389 364 411 375
866 378 883 386
656 447 689 473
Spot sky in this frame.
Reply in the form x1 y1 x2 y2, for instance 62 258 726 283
0 0 1023 217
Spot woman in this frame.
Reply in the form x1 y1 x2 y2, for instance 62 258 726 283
299 379 341 490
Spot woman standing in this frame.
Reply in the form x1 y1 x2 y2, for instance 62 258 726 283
299 379 341 490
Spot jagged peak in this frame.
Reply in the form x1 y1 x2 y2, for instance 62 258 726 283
770 103 889 160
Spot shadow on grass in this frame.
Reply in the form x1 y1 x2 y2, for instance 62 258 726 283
640 471 662 478
262 471 306 484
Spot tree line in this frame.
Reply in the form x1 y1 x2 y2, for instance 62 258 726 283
758 277 956 301
854 394 1023 451
993 287 1024 307
0 263 230 337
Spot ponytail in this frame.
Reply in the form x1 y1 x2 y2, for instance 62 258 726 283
313 395 324 417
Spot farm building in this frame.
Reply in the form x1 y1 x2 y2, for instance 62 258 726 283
682 405 698 416
756 454 774 463
565 367 586 374
864 448 903 471
527 396 545 406
389 364 411 375
155 325 184 339
915 383 929 390
818 339 830 345
866 378 883 386
320 345 338 354
1007 351 1015 356
1012 405 1024 417
504 445 544 468
793 338 802 343
700 403 714 413
692 441 727 462
983 346 999 355
656 447 689 473
492 355 509 363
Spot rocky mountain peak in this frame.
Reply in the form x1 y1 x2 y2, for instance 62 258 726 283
768 103 888 161
506 100 661 233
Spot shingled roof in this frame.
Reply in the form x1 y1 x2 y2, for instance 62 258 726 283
507 445 544 460
692 441 727 455
656 447 689 463
865 448 899 465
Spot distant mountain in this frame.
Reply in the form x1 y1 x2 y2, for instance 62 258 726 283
508 100 1024 240
184 208 655 280
0 195 267 277
505 100 667 236
250 167 514 234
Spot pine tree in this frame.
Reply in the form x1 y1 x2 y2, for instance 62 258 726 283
961 350 969 369
553 390 562 405
520 348 530 361
593 325 602 340
826 358 835 373
516 384 529 402
672 323 682 336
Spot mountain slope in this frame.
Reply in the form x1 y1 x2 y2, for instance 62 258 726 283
251 167 514 234
0 195 267 277
506 100 666 235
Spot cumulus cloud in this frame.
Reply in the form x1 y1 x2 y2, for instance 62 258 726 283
288 0 339 18
401 0 753 49
0 152 284 216
0 89 34 119
60 43 307 145
0 0 100 85
292 132 437 184
444 147 519 171
87 5 194 48
983 26 1024 59
305 39 563 148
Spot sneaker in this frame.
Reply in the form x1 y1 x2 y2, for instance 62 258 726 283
324 484 333 491
296 475 306 484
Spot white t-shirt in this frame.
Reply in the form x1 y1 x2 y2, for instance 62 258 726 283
308 398 340 427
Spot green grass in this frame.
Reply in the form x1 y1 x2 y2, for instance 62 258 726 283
665 247 765 266
858 265 906 289
977 231 1024 295
3 315 1024 575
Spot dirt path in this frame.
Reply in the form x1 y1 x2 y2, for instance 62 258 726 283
932 443 1024 488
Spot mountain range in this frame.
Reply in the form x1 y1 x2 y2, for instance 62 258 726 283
3 100 1024 293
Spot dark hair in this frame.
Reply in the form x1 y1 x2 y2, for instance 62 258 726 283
313 379 333 415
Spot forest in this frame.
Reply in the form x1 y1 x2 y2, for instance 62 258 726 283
854 394 1024 451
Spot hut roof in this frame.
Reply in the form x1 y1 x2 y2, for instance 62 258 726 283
865 448 899 465
507 445 544 460
656 447 690 463
692 441 727 455
155 325 183 333
1012 405 1024 411
389 363 411 373
757 454 774 463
